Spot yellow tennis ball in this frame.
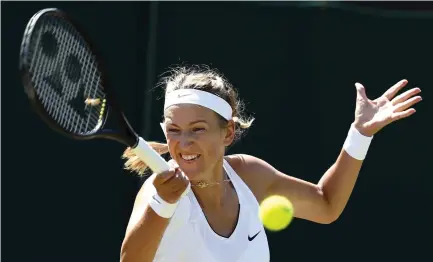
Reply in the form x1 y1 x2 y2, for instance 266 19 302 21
259 195 294 231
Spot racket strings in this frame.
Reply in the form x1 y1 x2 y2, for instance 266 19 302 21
28 15 106 135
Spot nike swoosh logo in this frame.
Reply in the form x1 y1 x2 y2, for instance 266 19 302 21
248 231 261 241
152 195 161 204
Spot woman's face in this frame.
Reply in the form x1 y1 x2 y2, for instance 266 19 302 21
164 104 234 180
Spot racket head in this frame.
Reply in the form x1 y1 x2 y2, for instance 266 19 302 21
20 8 111 141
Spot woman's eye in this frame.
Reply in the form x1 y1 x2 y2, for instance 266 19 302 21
193 127 206 133
167 129 180 133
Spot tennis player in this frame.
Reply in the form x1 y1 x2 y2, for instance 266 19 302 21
120 66 421 262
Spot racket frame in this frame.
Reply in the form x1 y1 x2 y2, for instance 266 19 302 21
20 8 171 174
19 8 129 143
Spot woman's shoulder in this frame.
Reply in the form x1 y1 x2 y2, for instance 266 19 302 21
225 154 275 173
224 154 276 202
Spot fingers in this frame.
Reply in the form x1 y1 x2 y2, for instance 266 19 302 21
383 79 408 100
392 87 421 106
394 95 422 113
165 169 189 190
355 83 368 100
165 169 185 184
153 167 190 203
391 86 421 122
167 171 189 200
154 168 177 184
391 108 416 121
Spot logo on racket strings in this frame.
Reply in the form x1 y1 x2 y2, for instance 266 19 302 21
35 24 102 125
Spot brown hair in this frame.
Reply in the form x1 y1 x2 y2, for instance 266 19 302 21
122 65 254 176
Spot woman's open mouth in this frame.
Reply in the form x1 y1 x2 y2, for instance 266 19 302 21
180 153 201 163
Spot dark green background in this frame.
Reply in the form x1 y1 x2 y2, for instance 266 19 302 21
2 2 432 262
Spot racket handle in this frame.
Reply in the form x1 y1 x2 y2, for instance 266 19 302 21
131 137 170 174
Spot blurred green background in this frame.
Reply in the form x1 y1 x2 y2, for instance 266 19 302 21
2 2 432 262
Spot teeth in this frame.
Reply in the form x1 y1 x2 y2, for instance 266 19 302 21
181 154 199 161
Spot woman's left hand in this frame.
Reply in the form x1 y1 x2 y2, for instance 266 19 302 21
353 79 422 137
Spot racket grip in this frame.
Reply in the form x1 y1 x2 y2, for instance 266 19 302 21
131 137 170 174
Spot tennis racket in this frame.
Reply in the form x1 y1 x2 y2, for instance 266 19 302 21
19 8 170 174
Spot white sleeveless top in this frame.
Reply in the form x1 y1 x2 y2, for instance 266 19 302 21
152 159 270 262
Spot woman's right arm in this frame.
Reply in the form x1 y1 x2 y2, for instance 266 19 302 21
120 174 169 262
120 169 189 262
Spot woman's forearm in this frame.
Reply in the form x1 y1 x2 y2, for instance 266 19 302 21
318 149 363 220
120 206 170 262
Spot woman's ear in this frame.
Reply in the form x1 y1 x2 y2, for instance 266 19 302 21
223 120 235 146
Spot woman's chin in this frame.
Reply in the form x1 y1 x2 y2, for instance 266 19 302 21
181 168 203 181
179 164 207 181
176 157 204 179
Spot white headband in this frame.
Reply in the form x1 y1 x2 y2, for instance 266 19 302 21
163 89 232 120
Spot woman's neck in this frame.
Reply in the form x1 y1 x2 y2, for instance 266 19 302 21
191 161 231 209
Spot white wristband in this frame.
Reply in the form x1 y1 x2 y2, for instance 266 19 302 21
149 184 191 219
149 192 179 218
343 124 373 160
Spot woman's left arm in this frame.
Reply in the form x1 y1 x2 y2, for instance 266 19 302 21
236 80 422 224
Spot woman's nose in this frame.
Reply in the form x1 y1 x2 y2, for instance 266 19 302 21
178 133 195 149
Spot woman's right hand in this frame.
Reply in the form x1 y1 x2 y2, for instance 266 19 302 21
153 168 190 204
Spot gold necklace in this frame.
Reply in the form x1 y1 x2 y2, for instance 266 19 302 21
192 179 231 189
191 171 231 189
